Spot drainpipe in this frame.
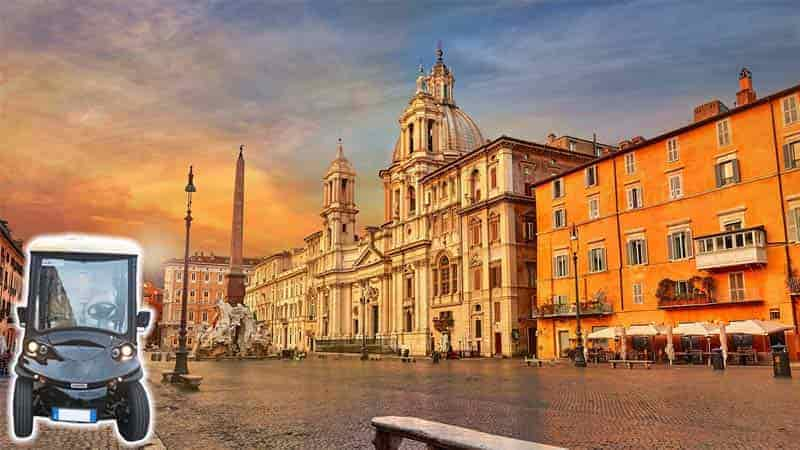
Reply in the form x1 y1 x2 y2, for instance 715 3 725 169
770 102 797 331
612 157 625 311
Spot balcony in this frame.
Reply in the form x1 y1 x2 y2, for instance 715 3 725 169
658 286 763 309
532 300 613 318
789 277 800 295
694 226 767 270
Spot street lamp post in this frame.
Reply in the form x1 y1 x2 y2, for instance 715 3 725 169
173 165 196 379
571 224 586 368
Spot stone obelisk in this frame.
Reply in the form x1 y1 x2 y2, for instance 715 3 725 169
225 145 246 305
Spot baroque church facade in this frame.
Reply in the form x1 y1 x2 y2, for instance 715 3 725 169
245 48 609 356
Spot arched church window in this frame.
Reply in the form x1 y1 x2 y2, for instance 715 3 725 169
408 123 414 154
439 255 450 295
470 169 481 202
428 119 435 151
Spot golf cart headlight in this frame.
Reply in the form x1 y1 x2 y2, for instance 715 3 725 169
25 340 40 356
113 343 135 361
120 344 135 359
38 344 49 356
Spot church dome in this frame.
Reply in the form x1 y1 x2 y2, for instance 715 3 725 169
440 104 484 154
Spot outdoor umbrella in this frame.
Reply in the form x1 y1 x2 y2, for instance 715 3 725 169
626 324 663 336
719 323 728 368
725 320 793 335
587 326 622 339
665 325 675 365
672 322 719 337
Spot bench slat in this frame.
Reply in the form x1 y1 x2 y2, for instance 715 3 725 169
372 416 564 450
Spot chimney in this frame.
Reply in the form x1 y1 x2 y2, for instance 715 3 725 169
693 99 729 123
546 133 556 145
736 67 756 106
630 136 646 145
618 139 631 150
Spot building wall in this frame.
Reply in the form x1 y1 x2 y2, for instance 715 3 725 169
0 221 23 350
534 83 800 359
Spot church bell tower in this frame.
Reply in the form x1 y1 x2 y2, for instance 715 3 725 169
321 139 358 250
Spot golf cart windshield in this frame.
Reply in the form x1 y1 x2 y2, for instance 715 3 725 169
33 255 131 335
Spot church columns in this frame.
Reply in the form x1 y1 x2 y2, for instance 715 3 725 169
381 275 390 335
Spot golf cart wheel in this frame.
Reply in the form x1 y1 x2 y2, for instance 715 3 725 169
13 377 34 438
117 381 150 442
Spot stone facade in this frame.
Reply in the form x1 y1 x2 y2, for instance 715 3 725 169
244 49 603 357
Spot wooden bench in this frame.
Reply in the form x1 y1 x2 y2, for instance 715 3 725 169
609 360 653 369
524 357 544 367
371 416 564 450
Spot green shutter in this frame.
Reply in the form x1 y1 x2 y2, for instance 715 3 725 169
715 163 723 187
789 208 799 243
732 159 741 182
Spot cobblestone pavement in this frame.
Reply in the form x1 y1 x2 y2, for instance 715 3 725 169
1 357 799 449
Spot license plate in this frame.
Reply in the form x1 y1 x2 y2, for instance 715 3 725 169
51 407 97 423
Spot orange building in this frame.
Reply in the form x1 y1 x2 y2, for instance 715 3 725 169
0 219 24 351
533 69 800 360
142 281 163 347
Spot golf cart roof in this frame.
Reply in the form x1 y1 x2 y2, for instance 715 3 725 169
27 234 142 257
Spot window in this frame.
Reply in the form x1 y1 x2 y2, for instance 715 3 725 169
188 311 194 322
632 282 644 304
588 247 606 273
789 206 800 242
784 141 800 169
667 229 692 260
218 273 224 283
190 289 196 300
469 219 482 246
667 137 679 162
783 95 799 125
405 274 414 299
408 186 416 215
715 158 740 187
626 186 643 210
191 271 196 282
470 169 481 201
203 290 210 301
716 119 731 147
552 179 564 199
664 173 682 200
475 319 482 338
553 208 567 229
770 308 781 321
439 256 451 295
488 214 500 243
626 238 648 265
489 264 501 289
523 217 536 241
494 302 501 323
490 167 498 189
585 165 598 187
176 271 183 281
526 262 536 288
624 153 636 174
204 272 210 282
472 267 482 291
553 254 569 278
729 272 745 301
675 280 690 297
202 311 208 322
724 221 743 231
588 197 599 220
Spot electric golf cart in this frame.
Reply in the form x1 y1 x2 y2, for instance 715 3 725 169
12 234 152 443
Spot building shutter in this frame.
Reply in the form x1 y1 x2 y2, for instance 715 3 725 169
685 231 693 257
626 241 633 265
642 240 648 264
785 144 796 169
789 208 799 243
667 234 675 260
714 163 723 187
732 159 741 182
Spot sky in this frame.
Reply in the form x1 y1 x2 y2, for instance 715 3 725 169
2 0 800 281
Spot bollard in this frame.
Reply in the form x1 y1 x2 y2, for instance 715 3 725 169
771 344 791 378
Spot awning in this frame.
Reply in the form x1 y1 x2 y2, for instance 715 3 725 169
725 320 793 336
673 322 719 336
587 326 623 340
626 324 663 336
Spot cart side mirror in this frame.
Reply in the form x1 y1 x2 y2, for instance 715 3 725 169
136 311 151 331
16 306 27 327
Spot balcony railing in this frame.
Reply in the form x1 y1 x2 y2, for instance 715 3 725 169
532 301 613 318
658 287 763 309
694 226 767 270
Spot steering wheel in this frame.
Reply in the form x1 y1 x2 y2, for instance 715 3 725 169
87 301 118 321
